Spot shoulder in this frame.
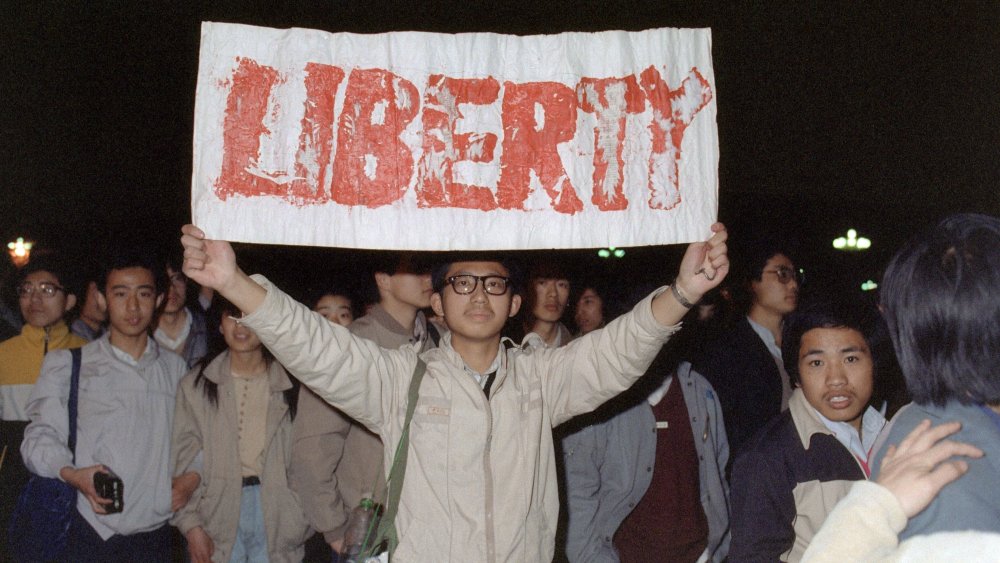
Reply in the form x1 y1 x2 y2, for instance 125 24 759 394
736 412 797 465
0 334 24 354
157 344 189 376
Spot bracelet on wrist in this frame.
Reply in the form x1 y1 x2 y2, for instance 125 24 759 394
671 282 696 309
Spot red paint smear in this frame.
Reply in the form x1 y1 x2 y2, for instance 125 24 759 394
292 62 346 204
639 66 713 210
417 75 500 211
577 76 645 211
215 58 283 200
330 68 419 208
497 81 583 215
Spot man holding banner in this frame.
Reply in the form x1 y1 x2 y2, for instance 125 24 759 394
180 222 727 561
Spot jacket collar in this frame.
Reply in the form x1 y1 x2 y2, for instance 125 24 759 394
790 388 835 449
202 350 292 393
19 321 71 345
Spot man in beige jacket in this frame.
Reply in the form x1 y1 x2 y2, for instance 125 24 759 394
180 223 729 562
293 253 438 558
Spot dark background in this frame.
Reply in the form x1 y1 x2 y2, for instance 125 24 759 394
3 1 999 302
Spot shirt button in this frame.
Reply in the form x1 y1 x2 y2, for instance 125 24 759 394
646 466 652 472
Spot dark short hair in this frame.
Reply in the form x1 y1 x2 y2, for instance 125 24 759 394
782 296 880 387
18 253 79 298
731 239 796 314
881 213 1000 406
431 253 522 297
99 248 166 296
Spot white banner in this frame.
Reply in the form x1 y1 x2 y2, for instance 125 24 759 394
192 22 718 250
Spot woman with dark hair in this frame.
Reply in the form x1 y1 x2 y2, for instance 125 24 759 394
170 298 309 563
871 213 1000 539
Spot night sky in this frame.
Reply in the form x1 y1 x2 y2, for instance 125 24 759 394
3 2 999 299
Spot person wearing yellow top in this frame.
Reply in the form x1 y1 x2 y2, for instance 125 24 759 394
0 256 86 561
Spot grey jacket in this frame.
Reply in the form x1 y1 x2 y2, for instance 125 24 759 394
872 399 1000 538
562 361 731 562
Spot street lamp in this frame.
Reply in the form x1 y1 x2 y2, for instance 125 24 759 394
597 246 626 259
7 237 32 268
832 229 871 251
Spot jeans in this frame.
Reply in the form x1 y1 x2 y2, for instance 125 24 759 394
230 484 268 563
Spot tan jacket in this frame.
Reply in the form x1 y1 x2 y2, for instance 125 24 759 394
291 305 435 543
171 352 311 563
242 276 678 562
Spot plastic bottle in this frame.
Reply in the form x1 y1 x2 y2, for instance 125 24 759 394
342 497 378 563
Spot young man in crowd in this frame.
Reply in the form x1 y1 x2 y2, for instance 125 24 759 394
70 278 108 342
21 251 188 562
314 291 355 327
729 298 885 562
293 254 438 559
871 212 1000 537
181 222 729 562
154 254 209 368
520 262 573 348
0 256 87 557
693 242 800 458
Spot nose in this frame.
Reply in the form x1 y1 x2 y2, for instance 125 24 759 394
126 292 139 311
825 364 847 387
470 280 489 302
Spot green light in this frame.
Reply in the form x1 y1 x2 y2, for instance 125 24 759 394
833 228 872 252
861 279 878 291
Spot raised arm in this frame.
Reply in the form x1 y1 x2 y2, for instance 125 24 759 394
180 224 266 314
650 222 729 326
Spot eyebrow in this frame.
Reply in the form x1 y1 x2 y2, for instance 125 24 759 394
802 345 869 356
110 284 156 291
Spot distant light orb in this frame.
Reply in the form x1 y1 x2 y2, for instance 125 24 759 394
597 246 625 259
7 237 33 268
833 228 871 251
861 279 879 292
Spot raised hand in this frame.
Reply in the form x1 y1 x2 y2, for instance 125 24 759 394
675 222 729 303
180 224 239 293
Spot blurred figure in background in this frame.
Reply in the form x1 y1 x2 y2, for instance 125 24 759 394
692 241 801 460
155 254 209 369
314 291 355 327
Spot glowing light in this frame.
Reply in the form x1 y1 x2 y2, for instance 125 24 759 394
597 246 626 259
7 237 32 267
832 228 871 251
861 279 879 291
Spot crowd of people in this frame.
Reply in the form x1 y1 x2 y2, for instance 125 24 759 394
0 213 997 562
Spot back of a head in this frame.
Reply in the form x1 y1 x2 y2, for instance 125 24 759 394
881 213 1000 407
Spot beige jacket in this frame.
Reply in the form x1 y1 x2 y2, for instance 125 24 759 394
171 352 311 563
291 305 435 543
242 276 678 562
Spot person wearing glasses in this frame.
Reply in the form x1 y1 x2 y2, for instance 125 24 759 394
692 242 801 461
180 223 729 562
0 256 87 559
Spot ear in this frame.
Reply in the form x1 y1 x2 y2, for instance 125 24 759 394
430 292 445 318
63 294 77 313
374 272 392 292
508 294 522 318
95 291 108 313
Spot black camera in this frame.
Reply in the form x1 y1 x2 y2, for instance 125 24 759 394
94 469 124 513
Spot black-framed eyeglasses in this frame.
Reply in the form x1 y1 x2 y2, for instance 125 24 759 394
17 282 66 299
762 267 804 285
444 275 511 295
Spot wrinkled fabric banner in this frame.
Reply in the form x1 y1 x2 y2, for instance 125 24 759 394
192 22 718 250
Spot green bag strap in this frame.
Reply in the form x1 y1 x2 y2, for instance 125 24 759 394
366 358 427 559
